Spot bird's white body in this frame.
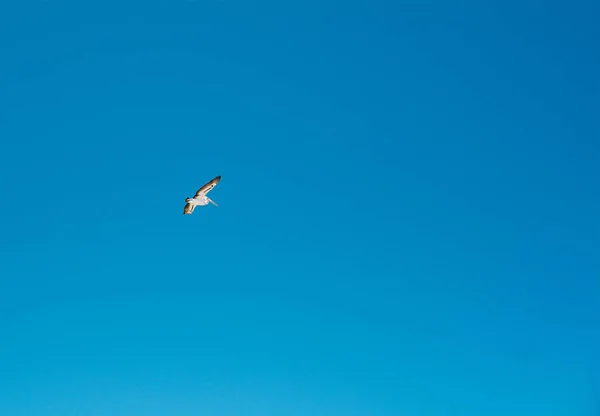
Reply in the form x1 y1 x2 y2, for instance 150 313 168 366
187 195 209 207
183 175 221 215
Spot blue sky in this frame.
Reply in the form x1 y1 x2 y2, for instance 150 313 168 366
0 1 598 415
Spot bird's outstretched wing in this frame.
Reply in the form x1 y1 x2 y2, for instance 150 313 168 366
183 203 195 215
194 175 221 198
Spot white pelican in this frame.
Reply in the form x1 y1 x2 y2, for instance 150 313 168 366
183 175 221 215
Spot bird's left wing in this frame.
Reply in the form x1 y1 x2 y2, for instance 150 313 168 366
194 175 221 197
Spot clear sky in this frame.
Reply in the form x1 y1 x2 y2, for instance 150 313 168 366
0 1 598 415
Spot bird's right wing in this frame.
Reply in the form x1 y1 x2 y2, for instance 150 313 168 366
183 203 195 215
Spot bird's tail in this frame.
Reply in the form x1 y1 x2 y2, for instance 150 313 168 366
208 198 218 206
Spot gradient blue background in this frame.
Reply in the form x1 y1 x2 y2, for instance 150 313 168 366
1 1 598 415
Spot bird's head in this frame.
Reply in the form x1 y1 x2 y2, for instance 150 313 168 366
185 197 191 202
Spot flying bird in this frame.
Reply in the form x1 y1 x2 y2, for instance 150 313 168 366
183 175 221 215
